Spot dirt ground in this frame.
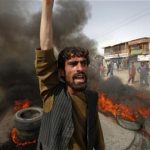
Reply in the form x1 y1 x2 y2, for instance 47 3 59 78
0 106 14 144
112 69 150 89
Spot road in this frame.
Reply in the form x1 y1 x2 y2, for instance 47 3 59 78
107 68 150 89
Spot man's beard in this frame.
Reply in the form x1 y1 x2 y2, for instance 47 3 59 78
67 81 87 91
66 73 87 91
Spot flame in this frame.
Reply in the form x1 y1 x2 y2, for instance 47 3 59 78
139 108 150 117
11 128 36 147
13 99 31 112
98 93 150 121
11 99 36 146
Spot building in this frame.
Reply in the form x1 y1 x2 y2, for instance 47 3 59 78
128 37 150 62
104 42 129 69
104 37 150 69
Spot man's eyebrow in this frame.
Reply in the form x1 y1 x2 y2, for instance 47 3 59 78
67 60 88 67
67 61 78 65
68 60 78 63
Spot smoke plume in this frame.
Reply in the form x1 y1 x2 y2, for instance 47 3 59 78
0 0 99 104
0 0 149 112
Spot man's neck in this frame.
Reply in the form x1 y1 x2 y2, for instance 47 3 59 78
67 86 76 95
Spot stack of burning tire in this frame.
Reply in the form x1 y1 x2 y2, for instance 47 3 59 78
116 114 144 131
116 114 150 150
144 118 150 135
13 107 43 144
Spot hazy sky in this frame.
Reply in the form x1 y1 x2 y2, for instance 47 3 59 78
83 0 150 55
12 0 150 56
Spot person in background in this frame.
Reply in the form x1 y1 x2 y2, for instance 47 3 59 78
35 0 105 149
144 62 149 86
128 62 136 84
107 61 113 77
137 62 149 87
99 63 105 79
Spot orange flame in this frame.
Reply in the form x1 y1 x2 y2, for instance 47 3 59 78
98 93 150 121
13 99 31 112
11 128 36 147
139 108 150 117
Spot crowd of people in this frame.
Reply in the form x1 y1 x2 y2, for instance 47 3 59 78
127 61 149 87
137 62 149 86
99 60 149 87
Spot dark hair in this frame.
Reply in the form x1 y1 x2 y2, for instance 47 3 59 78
58 47 90 69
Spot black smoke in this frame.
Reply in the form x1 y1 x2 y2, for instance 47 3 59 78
0 0 149 112
0 0 99 105
53 0 97 52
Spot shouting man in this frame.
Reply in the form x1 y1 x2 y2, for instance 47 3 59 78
35 0 105 149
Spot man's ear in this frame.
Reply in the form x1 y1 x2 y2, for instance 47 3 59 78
59 69 65 77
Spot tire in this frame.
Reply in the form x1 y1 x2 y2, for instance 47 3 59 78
14 107 43 131
116 115 142 131
16 128 39 140
144 118 150 135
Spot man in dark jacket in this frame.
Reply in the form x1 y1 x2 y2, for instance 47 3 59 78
35 0 105 149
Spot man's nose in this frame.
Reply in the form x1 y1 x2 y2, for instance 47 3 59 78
76 63 84 71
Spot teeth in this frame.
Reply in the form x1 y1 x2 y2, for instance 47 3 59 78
77 75 84 77
77 76 84 78
74 74 85 80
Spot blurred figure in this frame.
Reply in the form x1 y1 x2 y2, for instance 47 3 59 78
117 60 120 70
107 61 113 77
144 62 149 86
128 62 136 84
99 63 105 79
137 62 149 86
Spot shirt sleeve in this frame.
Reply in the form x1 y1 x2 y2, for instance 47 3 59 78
35 49 59 103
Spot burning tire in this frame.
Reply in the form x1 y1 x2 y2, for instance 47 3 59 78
14 107 43 130
14 107 43 140
144 118 150 135
16 128 39 140
116 115 143 131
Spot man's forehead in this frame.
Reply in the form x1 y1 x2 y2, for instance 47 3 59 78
67 56 86 62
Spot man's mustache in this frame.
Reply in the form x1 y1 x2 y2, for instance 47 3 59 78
73 73 87 80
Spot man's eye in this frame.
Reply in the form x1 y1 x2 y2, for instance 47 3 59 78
81 61 87 66
69 62 78 66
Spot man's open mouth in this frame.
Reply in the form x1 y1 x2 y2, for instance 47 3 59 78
73 74 86 83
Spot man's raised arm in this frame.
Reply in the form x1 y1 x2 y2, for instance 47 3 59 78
40 0 54 50
35 0 59 103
